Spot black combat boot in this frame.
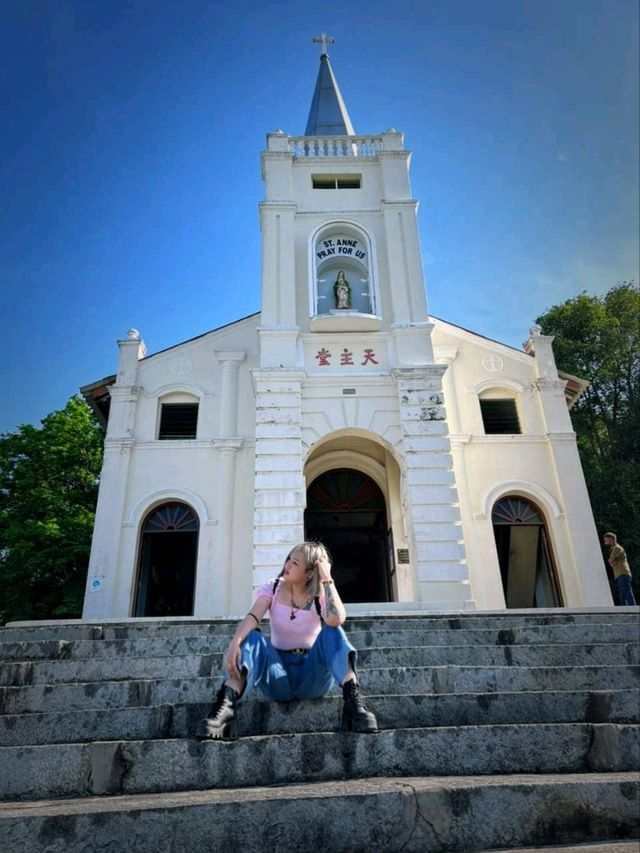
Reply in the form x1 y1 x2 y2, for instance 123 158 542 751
195 684 240 740
341 679 378 733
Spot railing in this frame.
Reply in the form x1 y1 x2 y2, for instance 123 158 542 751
288 135 382 158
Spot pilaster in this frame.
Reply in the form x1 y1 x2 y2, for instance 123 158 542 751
392 366 475 610
252 369 306 592
83 330 145 618
208 351 246 616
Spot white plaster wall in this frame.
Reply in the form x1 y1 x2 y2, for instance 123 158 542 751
432 318 610 609
292 160 383 211
85 315 262 618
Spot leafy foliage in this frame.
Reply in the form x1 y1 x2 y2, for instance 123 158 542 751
536 282 640 589
0 396 104 624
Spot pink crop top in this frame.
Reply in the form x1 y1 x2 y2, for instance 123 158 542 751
256 579 325 650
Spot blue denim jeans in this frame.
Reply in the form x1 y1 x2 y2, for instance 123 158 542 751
223 624 356 701
614 574 637 606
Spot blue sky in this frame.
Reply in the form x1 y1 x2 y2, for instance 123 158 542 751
2 0 638 433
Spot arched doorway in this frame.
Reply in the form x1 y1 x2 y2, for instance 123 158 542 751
305 468 393 603
133 502 199 617
492 496 562 608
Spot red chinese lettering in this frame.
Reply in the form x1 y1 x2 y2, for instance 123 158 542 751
340 348 354 365
315 348 331 366
361 348 379 365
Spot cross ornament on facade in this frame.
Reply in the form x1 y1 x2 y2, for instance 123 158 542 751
312 32 335 55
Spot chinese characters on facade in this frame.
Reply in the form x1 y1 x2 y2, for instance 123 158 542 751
315 347 380 367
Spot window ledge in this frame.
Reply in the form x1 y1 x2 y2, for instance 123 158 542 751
309 312 382 332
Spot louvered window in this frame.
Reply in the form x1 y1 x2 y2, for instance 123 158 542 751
312 174 361 189
158 403 199 440
480 399 521 434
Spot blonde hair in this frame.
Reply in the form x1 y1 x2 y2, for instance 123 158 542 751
280 541 331 598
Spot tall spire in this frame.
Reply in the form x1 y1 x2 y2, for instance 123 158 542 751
305 33 355 136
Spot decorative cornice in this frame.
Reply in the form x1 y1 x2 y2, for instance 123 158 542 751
391 365 448 381
212 439 243 452
546 431 578 442
258 201 297 211
467 434 547 444
251 368 307 381
381 198 419 207
435 346 459 363
103 439 134 450
108 385 141 400
117 439 248 450
391 321 434 333
214 350 246 365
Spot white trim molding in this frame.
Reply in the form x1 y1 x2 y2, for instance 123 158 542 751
472 378 526 395
123 489 212 528
476 480 564 521
149 383 209 399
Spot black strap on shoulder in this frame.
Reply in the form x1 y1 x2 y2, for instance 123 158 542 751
273 576 322 619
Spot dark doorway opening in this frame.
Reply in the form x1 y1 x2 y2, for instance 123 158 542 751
492 496 562 608
305 468 393 603
134 503 199 617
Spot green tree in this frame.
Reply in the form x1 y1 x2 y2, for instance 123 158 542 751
536 282 640 590
0 396 104 624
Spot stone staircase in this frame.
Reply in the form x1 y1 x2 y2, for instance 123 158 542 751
0 609 638 852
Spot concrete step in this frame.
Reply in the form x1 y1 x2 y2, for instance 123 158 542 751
2 622 638 661
0 722 637 802
486 844 640 852
3 643 638 687
2 664 638 715
0 773 637 853
1 610 638 643
1 689 638 747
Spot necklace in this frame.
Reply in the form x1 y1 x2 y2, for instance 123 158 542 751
289 589 307 621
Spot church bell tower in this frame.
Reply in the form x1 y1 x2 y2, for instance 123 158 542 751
253 35 473 610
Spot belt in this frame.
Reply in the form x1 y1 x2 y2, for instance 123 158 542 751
277 647 309 655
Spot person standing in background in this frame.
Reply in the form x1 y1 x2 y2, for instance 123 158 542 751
604 533 636 606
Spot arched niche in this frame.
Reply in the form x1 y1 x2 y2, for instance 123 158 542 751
309 223 381 332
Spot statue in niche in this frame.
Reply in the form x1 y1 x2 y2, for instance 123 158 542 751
333 270 352 310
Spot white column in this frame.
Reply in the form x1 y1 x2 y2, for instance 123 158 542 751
258 202 299 367
83 330 145 619
252 369 306 592
206 351 246 616
382 199 434 366
392 366 475 610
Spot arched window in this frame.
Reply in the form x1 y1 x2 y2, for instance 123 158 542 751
133 502 199 617
312 225 375 318
492 496 561 608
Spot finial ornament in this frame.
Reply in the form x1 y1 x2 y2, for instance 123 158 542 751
312 32 334 55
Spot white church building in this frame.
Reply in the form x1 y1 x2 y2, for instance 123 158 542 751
81 40 612 620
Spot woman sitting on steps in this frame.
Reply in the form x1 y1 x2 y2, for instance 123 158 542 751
195 541 378 740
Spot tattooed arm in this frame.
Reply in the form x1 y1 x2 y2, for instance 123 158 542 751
316 556 346 627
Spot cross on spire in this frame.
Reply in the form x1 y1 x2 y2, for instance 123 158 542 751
312 32 334 56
